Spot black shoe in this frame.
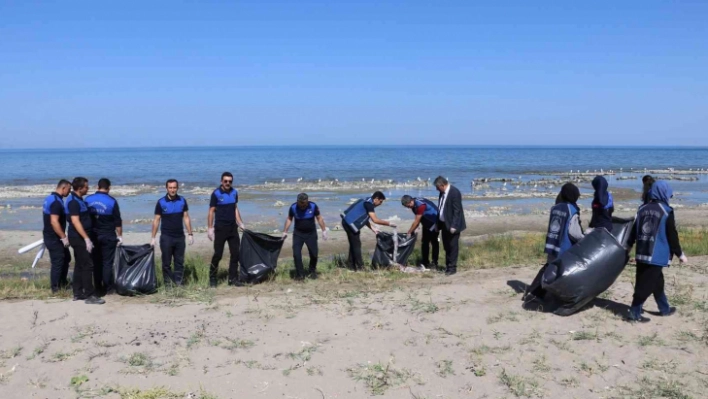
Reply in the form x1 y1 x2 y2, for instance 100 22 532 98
308 270 319 279
228 280 245 287
209 280 218 288
445 269 457 276
84 296 105 305
624 315 651 323
73 296 86 301
662 307 677 316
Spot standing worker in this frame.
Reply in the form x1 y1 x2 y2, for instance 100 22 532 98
282 193 328 279
435 177 466 276
340 191 395 271
625 181 687 323
589 176 614 233
207 172 245 287
151 179 194 287
65 177 104 304
43 179 72 293
86 178 122 296
400 195 439 270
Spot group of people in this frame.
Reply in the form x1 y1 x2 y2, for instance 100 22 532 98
527 175 688 323
42 172 688 321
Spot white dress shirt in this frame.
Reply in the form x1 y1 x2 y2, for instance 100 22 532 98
438 184 451 223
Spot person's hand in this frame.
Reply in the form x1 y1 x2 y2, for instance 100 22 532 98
372 227 380 235
585 228 594 235
150 237 156 247
117 236 123 246
389 222 397 228
322 229 328 241
84 238 94 253
281 232 288 240
680 254 688 263
60 237 70 248
188 235 194 245
207 228 215 241
238 223 246 231
450 228 457 234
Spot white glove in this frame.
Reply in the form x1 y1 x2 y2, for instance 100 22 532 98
84 238 94 253
117 236 123 246
60 237 70 248
372 227 380 235
188 235 194 245
322 229 328 241
207 228 215 241
238 223 245 231
450 228 457 234
281 232 288 239
585 228 594 235
680 254 688 263
150 237 156 247
389 222 397 228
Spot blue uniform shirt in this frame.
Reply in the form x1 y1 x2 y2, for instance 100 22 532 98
86 191 122 237
209 187 238 227
65 192 92 239
42 192 66 238
155 194 189 237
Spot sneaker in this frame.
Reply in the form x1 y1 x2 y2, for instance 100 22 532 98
84 296 106 305
624 315 650 323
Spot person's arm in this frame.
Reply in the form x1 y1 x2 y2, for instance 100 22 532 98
235 204 244 228
183 211 193 235
114 201 123 238
408 214 423 235
68 201 90 240
151 215 161 238
283 215 293 236
368 212 392 226
316 214 326 232
666 212 685 260
568 214 584 243
626 216 638 250
50 201 66 238
449 190 463 232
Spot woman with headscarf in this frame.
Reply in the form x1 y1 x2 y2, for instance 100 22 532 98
641 175 655 205
589 176 614 232
524 183 585 302
625 181 687 323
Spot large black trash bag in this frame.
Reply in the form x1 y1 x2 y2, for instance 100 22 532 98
541 226 630 315
240 230 285 283
113 244 157 296
371 232 417 268
611 216 635 248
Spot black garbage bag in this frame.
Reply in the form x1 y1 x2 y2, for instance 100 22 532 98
371 232 417 268
541 226 630 315
240 230 285 283
611 216 635 248
113 244 157 296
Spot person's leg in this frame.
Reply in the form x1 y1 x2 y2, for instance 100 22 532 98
210 226 227 285
440 224 451 269
448 232 460 273
160 235 175 286
524 264 548 301
292 233 306 279
46 238 65 292
226 226 241 284
306 232 318 274
61 246 71 289
431 230 440 267
101 235 117 293
70 236 95 299
630 263 658 319
421 228 431 267
173 236 186 286
344 224 357 269
351 231 363 270
91 235 104 294
653 268 672 315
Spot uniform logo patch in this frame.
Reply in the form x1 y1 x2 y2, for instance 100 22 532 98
642 221 653 235
550 217 562 234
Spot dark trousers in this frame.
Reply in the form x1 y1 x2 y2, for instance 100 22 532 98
439 222 460 272
210 225 241 283
293 231 318 277
91 234 117 293
45 236 70 291
343 222 364 270
421 226 439 267
631 262 671 314
160 235 186 286
69 236 95 299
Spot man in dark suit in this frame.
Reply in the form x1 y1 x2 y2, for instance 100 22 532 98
435 176 466 275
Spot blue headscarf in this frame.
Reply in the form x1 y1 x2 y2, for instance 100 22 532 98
649 180 673 205
592 176 612 209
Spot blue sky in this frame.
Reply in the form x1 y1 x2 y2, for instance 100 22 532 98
1 1 706 148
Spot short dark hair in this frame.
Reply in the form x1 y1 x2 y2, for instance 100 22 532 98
98 178 111 190
401 195 413 206
434 176 448 186
297 193 308 202
372 191 386 201
166 179 178 188
57 179 71 189
221 172 233 181
72 177 88 191
642 174 655 184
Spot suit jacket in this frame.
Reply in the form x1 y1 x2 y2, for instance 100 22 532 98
437 185 466 233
